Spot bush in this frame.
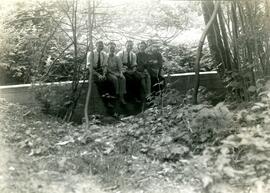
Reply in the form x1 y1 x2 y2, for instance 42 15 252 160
0 63 28 85
33 83 72 117
162 44 215 74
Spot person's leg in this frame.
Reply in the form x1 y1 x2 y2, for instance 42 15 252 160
150 75 159 95
133 71 144 101
145 71 151 97
124 72 134 101
118 76 127 104
107 73 119 95
93 75 112 107
93 74 103 95
137 72 147 99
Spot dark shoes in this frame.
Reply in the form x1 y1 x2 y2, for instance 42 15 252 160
107 102 114 108
120 97 127 105
134 98 142 103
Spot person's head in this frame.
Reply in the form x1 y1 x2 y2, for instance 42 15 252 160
151 44 159 53
108 42 116 54
125 40 134 52
96 41 104 52
139 41 147 52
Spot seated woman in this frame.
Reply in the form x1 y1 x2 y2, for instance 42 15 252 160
106 42 127 104
148 44 165 94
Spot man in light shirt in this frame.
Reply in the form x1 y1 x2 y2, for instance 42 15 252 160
107 42 127 104
117 40 141 102
86 41 113 106
86 41 107 80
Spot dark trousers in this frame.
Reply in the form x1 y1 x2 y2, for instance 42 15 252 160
137 71 151 97
124 71 141 101
93 74 114 106
107 73 126 95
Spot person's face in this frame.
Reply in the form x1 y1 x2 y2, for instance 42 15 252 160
151 45 158 53
96 42 104 52
126 42 133 52
109 45 116 54
139 43 147 52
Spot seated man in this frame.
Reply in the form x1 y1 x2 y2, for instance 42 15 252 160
106 42 127 104
136 41 151 98
148 44 165 94
86 41 112 105
117 40 141 102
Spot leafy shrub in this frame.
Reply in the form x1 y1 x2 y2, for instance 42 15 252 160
0 62 28 85
33 84 72 117
147 88 185 108
109 102 234 163
191 81 270 192
223 65 266 102
162 44 215 74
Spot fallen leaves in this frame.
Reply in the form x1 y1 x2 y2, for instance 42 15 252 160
2 93 270 193
55 137 75 146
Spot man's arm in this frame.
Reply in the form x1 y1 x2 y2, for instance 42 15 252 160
131 53 137 72
101 53 108 77
87 51 101 77
86 52 91 68
117 51 123 64
117 56 124 77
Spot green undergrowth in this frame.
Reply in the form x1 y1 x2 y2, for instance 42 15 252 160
1 82 270 192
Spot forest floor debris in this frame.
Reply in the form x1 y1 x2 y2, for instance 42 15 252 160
1 92 270 192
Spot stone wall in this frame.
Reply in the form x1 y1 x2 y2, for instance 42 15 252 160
0 71 224 121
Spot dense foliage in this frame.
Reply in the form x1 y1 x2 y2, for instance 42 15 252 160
0 0 202 85
162 45 215 74
201 1 270 102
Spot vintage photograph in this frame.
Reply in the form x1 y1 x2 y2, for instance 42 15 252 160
0 0 269 192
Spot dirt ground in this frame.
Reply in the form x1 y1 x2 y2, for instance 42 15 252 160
0 120 195 193
0 117 108 193
0 101 195 193
0 130 196 193
1 99 263 193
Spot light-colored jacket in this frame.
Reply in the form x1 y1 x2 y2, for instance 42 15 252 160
117 50 137 68
86 50 108 68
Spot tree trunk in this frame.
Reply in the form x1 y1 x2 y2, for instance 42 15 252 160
84 0 95 129
201 1 224 66
63 0 81 122
218 7 232 71
193 1 221 104
231 0 240 71
265 0 270 76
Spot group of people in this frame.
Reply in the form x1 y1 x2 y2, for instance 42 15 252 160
86 40 164 105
